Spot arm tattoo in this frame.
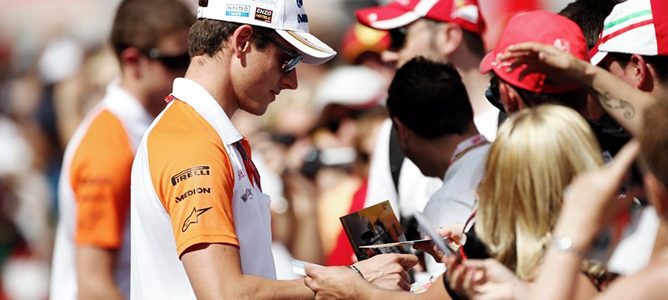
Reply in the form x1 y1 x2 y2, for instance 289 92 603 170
599 94 635 119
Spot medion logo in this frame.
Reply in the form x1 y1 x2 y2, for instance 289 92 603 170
175 187 211 203
171 166 210 186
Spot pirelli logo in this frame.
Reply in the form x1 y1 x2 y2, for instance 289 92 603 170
171 166 210 186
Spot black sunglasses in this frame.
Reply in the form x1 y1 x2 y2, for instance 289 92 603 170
258 33 303 74
388 26 408 51
485 75 505 111
141 48 190 71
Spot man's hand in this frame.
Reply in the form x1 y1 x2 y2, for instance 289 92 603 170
497 42 590 86
305 264 369 300
462 259 527 300
351 253 418 291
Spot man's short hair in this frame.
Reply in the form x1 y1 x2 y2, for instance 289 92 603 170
640 100 668 188
387 57 473 139
558 0 621 49
110 0 195 60
461 30 485 59
188 0 273 57
509 81 589 112
606 53 668 83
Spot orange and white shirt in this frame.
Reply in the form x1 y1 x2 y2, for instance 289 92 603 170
50 81 151 300
130 78 275 299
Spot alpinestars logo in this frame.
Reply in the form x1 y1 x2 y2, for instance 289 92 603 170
182 206 212 232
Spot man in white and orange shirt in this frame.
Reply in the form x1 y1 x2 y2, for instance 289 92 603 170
130 0 418 298
50 1 194 299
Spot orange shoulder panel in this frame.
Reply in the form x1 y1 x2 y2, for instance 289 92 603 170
71 109 133 248
146 100 237 256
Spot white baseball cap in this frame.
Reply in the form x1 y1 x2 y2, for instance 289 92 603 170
590 0 668 65
198 0 337 64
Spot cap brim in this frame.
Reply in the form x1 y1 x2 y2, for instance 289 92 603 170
276 30 337 65
589 51 608 66
479 51 497 74
355 5 421 30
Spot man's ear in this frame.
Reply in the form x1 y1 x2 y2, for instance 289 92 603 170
498 81 521 113
391 117 410 149
645 173 668 219
438 23 463 57
628 54 651 91
119 47 143 78
232 24 254 58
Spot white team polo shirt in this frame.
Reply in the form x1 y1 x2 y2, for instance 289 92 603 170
51 81 150 299
130 78 275 299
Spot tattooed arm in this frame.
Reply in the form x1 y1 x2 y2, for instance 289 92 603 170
500 42 656 136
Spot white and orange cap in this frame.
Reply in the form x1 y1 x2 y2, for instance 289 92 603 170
590 0 668 65
355 0 485 35
198 0 336 64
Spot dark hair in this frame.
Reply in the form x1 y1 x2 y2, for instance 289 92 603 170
110 0 195 60
558 0 621 49
510 82 588 112
387 57 473 139
190 0 272 57
607 52 668 83
462 30 486 59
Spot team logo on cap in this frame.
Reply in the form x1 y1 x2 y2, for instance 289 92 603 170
255 7 273 23
296 0 303 8
226 4 251 17
553 38 571 53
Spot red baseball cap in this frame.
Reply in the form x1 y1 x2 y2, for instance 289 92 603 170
480 11 588 93
340 23 391 64
355 0 485 35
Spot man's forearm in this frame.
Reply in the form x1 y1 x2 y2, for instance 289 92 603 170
581 62 654 136
77 246 123 300
242 277 314 300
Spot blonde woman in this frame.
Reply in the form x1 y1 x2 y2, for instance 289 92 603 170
444 104 606 299
303 104 608 300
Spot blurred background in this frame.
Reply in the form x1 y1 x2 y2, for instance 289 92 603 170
0 0 571 299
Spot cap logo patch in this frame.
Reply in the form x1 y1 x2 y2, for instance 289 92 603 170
255 7 273 23
297 13 308 23
226 4 250 17
553 38 571 53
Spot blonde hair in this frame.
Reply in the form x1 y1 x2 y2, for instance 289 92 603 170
475 105 603 280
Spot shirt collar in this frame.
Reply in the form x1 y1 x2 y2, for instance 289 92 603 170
103 80 153 149
171 77 243 145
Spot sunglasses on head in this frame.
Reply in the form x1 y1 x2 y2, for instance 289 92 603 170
257 32 303 74
388 26 407 51
141 48 190 71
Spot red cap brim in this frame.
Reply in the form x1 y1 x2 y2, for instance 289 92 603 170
355 5 420 30
479 51 497 74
